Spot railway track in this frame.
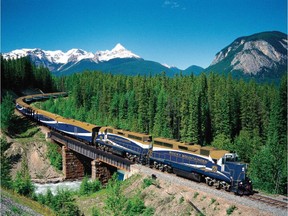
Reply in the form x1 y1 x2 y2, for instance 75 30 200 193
248 194 288 210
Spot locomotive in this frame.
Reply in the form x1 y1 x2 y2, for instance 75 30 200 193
16 92 253 195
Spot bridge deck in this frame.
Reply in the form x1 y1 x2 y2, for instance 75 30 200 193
49 131 133 171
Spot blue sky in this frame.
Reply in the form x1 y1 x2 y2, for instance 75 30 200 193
1 0 287 69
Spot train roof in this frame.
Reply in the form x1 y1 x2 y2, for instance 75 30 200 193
16 92 100 132
101 126 151 137
100 126 152 144
153 137 228 160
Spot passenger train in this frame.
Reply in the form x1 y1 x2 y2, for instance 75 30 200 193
16 92 253 195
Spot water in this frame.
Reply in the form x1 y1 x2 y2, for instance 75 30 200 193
34 180 82 195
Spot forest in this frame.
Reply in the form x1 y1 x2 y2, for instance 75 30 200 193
1 55 55 94
1 57 287 194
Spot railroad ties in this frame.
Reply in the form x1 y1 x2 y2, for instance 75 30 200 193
249 194 288 210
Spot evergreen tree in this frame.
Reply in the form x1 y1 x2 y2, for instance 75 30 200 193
153 88 171 138
1 92 15 132
0 137 12 188
13 157 35 197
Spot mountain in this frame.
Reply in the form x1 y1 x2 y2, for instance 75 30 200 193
4 44 203 76
205 31 287 81
183 65 204 75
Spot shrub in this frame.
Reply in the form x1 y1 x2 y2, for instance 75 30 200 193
193 192 199 198
226 205 237 215
142 177 154 188
0 137 12 188
179 196 185 204
47 142 62 170
79 176 102 196
210 198 216 205
13 171 35 197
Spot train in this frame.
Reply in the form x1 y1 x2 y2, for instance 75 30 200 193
16 92 253 195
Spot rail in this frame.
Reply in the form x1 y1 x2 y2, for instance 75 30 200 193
49 131 133 171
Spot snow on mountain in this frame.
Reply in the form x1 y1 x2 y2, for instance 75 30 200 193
161 63 171 68
94 43 141 62
3 44 141 72
3 44 140 63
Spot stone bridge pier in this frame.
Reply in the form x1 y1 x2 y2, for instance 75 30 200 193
62 146 91 180
91 160 117 185
62 146 117 184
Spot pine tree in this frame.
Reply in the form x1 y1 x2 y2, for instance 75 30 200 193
1 93 15 132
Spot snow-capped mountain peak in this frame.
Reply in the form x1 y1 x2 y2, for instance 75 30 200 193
3 43 141 72
95 43 141 62
112 43 126 52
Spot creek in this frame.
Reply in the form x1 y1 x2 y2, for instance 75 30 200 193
34 180 82 195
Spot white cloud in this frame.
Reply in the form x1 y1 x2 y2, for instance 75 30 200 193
163 0 185 10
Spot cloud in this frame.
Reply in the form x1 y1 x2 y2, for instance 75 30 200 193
162 0 185 10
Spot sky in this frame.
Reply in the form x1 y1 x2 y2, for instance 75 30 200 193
1 0 287 69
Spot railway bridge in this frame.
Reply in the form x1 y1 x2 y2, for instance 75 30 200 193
47 130 135 184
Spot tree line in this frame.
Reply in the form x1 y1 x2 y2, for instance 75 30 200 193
1 55 55 93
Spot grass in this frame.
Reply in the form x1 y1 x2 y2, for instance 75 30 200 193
210 198 216 206
226 205 237 215
193 192 199 199
200 195 206 201
179 196 185 204
1 188 55 216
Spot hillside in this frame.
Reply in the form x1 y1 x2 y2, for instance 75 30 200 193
205 31 287 82
76 169 282 216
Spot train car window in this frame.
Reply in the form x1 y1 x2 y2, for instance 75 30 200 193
163 143 173 148
154 140 173 148
178 146 188 150
117 132 125 136
200 149 210 156
128 134 142 141
107 128 113 133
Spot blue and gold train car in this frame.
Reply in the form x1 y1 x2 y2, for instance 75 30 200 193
151 138 251 194
96 127 152 164
16 93 100 143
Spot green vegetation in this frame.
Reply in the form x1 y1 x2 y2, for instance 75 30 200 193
1 55 286 199
193 192 199 199
12 157 35 198
49 71 287 194
142 177 156 188
79 176 102 196
37 188 81 216
1 188 55 216
226 205 237 215
0 92 15 132
103 174 154 216
0 137 12 188
179 196 185 204
47 142 62 171
1 56 55 93
210 198 216 205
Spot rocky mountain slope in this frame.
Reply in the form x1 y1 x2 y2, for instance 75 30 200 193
205 31 287 81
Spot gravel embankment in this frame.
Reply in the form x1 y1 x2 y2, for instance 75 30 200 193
134 164 287 216
1 193 43 216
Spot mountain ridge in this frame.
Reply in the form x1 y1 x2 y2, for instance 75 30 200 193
205 31 287 81
3 31 287 80
3 44 203 76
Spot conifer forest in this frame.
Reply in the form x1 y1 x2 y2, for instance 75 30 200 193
1 57 287 194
